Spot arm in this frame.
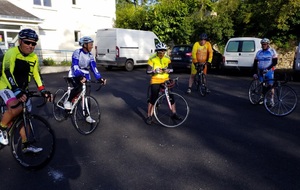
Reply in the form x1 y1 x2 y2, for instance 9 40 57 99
2 49 19 91
89 56 101 80
191 42 198 64
207 42 213 63
32 55 45 91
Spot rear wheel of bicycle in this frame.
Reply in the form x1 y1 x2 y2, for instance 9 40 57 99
154 92 189 128
52 88 68 121
199 74 207 97
248 79 263 104
10 115 55 170
72 95 101 135
264 85 298 116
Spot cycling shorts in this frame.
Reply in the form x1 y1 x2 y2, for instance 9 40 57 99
0 89 17 105
258 70 274 85
191 63 207 75
148 84 175 105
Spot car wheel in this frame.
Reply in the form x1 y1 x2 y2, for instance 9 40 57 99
125 60 134 71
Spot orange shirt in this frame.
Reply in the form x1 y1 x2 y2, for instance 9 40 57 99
192 41 213 63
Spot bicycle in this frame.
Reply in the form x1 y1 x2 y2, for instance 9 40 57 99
248 72 298 116
52 77 103 135
148 77 190 128
194 62 208 97
0 91 55 170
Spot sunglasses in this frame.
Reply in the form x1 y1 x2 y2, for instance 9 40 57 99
157 50 166 53
261 43 268 46
22 40 37 46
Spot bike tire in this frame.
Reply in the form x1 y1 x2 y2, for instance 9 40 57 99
10 115 55 170
199 73 207 97
52 88 68 121
72 95 101 135
154 93 189 128
248 79 263 105
264 85 298 116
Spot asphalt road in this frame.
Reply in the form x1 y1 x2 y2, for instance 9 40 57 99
0 67 300 190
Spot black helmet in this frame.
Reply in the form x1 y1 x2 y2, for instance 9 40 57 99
199 33 208 40
18 28 39 42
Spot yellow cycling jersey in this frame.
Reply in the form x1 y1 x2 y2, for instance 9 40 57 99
192 41 213 64
148 53 171 84
0 46 44 91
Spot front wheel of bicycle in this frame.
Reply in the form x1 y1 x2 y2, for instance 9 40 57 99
248 79 263 105
264 85 298 116
52 88 68 121
72 95 101 135
154 92 189 128
10 115 55 170
199 73 207 97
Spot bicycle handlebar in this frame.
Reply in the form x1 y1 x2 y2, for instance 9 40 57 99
11 91 47 109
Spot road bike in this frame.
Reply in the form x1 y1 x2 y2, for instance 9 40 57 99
0 91 55 170
148 77 190 128
52 77 103 135
194 63 208 97
248 73 298 116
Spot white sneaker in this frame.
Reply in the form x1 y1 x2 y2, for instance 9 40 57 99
22 144 43 153
86 116 96 123
0 129 9 145
64 101 72 110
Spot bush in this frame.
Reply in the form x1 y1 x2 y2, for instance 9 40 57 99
60 60 71 66
42 58 56 66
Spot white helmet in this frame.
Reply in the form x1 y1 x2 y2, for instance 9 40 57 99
155 42 167 51
79 36 94 46
261 38 270 44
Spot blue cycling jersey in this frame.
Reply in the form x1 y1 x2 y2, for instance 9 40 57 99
68 48 101 80
255 48 278 70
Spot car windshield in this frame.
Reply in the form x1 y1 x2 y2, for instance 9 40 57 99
172 46 191 53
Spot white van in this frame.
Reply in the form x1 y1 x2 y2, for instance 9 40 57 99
222 37 262 70
95 28 161 71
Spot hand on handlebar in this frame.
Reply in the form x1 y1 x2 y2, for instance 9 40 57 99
40 90 53 102
98 78 107 85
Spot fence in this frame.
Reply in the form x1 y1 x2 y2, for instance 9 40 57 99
34 49 73 65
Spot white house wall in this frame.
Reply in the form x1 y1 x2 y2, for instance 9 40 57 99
7 0 115 52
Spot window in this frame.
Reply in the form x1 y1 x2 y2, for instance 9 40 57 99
74 31 81 42
72 0 76 5
34 0 52 7
241 41 255 52
226 41 239 52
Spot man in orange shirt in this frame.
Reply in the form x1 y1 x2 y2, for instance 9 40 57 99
187 33 213 94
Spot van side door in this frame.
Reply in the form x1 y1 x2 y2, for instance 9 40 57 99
238 40 257 67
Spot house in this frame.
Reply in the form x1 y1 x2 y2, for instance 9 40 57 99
0 0 115 63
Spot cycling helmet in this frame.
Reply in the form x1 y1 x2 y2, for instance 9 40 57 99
79 36 94 46
261 38 270 44
18 28 39 42
199 33 208 40
155 42 167 51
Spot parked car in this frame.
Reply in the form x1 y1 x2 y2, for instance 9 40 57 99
222 37 262 70
169 44 223 71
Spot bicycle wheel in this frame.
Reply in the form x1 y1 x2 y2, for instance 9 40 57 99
264 85 298 116
72 95 101 135
52 88 68 121
154 93 189 128
248 79 263 104
10 115 55 170
199 73 207 97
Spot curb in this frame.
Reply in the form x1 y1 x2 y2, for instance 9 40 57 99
40 66 69 74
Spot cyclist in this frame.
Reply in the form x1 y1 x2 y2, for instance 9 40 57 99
252 38 278 104
187 33 213 94
146 42 181 125
0 28 52 153
64 36 106 123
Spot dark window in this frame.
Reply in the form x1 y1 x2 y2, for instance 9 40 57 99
33 0 41 5
72 0 76 5
241 41 255 52
34 0 51 7
74 31 80 42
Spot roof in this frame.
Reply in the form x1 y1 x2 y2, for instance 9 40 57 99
0 0 41 21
